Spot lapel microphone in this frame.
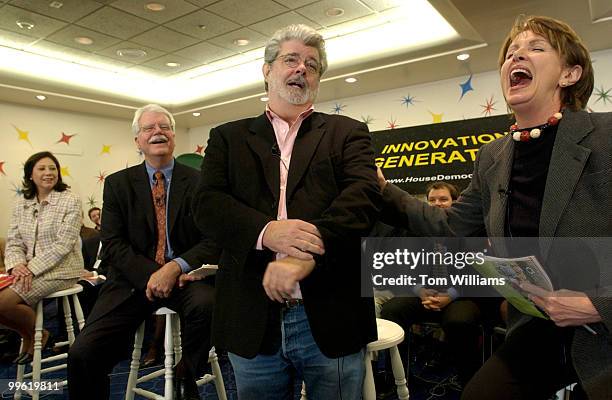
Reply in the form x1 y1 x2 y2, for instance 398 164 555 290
271 143 281 157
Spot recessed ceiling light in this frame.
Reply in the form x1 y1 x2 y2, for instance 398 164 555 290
198 24 207 30
49 1 63 9
165 62 180 67
74 36 94 45
260 96 269 102
116 48 147 59
345 77 357 83
145 2 165 11
325 7 344 17
192 112 201 117
456 53 470 61
233 38 250 46
16 20 35 30
35 95 46 101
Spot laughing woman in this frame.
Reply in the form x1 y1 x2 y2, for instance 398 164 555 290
0 151 83 364
378 16 611 399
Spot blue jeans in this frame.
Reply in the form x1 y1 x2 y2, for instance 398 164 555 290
228 304 365 400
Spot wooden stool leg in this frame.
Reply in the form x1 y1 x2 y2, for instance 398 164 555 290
14 340 26 400
62 296 76 346
209 349 227 400
163 314 174 400
125 322 145 400
389 345 409 400
363 350 376 400
172 314 181 365
31 300 44 400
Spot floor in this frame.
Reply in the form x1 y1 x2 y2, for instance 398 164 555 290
0 300 462 399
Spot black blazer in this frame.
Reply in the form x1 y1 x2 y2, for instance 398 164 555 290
90 161 219 324
193 112 381 358
81 235 101 271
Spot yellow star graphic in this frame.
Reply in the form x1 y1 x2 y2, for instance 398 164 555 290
60 166 71 178
429 111 444 123
13 125 32 146
101 144 112 155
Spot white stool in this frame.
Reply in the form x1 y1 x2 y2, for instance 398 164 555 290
125 307 227 400
364 318 409 400
15 284 86 400
556 383 577 400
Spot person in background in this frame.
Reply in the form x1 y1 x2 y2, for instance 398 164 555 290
88 207 101 231
54 232 105 352
379 15 610 399
80 210 99 240
380 182 492 388
193 24 381 399
0 151 83 365
68 104 219 400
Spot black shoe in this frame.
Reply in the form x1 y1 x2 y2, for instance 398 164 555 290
375 371 397 400
13 352 33 365
174 375 200 400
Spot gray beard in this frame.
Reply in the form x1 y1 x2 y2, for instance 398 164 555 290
281 86 317 105
271 80 318 105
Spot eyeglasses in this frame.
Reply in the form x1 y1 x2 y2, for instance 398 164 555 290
140 123 173 134
275 53 321 74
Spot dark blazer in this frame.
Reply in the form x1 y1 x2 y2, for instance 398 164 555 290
193 112 381 358
81 235 101 271
89 161 219 324
382 110 611 399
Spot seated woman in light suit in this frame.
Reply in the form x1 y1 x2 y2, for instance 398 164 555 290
0 151 83 364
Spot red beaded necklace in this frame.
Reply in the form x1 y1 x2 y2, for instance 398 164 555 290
510 112 563 142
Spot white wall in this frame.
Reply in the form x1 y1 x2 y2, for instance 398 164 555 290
0 103 190 235
187 48 612 152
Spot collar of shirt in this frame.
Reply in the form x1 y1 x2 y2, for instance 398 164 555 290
265 105 314 161
265 105 314 130
145 159 174 189
24 190 60 209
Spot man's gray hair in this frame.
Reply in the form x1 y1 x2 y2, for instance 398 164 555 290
131 104 175 136
264 24 327 81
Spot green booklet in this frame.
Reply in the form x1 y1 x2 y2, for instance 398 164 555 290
472 255 552 319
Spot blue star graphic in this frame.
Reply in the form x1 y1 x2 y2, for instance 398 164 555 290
331 103 346 114
11 182 23 197
459 75 474 100
400 95 417 107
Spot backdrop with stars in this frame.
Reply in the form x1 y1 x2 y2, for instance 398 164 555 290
1 49 611 235
0 105 192 234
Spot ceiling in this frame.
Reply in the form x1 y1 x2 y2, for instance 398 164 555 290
1 0 611 128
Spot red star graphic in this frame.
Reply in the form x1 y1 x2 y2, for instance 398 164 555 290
96 171 106 184
56 132 77 145
0 161 5 176
386 118 399 129
480 96 497 116
195 145 204 154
